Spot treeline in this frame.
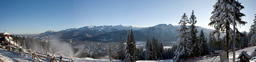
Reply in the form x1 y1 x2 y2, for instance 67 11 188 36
248 14 256 46
109 11 255 62
110 30 174 62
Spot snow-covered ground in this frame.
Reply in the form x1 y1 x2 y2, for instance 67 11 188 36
0 48 33 62
188 46 256 62
1 46 256 62
74 57 173 62
137 59 173 62
0 48 172 62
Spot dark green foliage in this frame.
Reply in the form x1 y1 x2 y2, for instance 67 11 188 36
234 31 249 49
163 45 176 59
242 32 249 47
145 37 164 60
199 30 209 55
146 38 153 60
137 48 145 60
117 40 125 60
189 10 201 57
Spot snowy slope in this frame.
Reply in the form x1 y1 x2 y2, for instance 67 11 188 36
189 46 256 62
0 48 173 62
0 49 33 62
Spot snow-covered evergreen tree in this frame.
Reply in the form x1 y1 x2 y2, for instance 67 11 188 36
249 14 256 46
173 13 192 61
199 30 209 55
209 0 246 60
124 30 137 62
124 51 133 62
188 10 200 57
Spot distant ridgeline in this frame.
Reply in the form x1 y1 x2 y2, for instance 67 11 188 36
37 24 212 44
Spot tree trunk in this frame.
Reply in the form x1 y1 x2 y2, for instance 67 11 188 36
226 25 230 62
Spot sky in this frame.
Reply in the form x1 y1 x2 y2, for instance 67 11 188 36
0 0 255 34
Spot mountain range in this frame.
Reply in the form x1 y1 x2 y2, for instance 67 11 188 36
38 24 213 44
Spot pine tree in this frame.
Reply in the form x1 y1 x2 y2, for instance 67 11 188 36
158 43 164 59
243 32 248 47
117 40 125 60
124 51 133 62
234 31 245 49
173 13 192 61
152 38 158 60
209 0 246 60
137 48 144 60
124 30 137 62
249 14 256 46
146 37 164 60
209 32 222 52
199 30 209 55
146 38 152 60
189 10 200 57
108 44 113 61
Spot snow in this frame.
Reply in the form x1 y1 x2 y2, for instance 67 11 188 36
136 59 173 62
0 48 33 62
189 46 256 62
2 43 256 62
73 58 173 62
73 57 120 62
163 46 172 50
0 47 173 62
3 32 10 35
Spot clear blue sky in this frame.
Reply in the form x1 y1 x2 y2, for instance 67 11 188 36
0 0 255 34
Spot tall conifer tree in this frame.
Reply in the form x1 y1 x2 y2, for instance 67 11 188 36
209 0 246 61
124 30 137 62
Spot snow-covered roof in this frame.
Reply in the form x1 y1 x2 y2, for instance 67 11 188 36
3 32 10 35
